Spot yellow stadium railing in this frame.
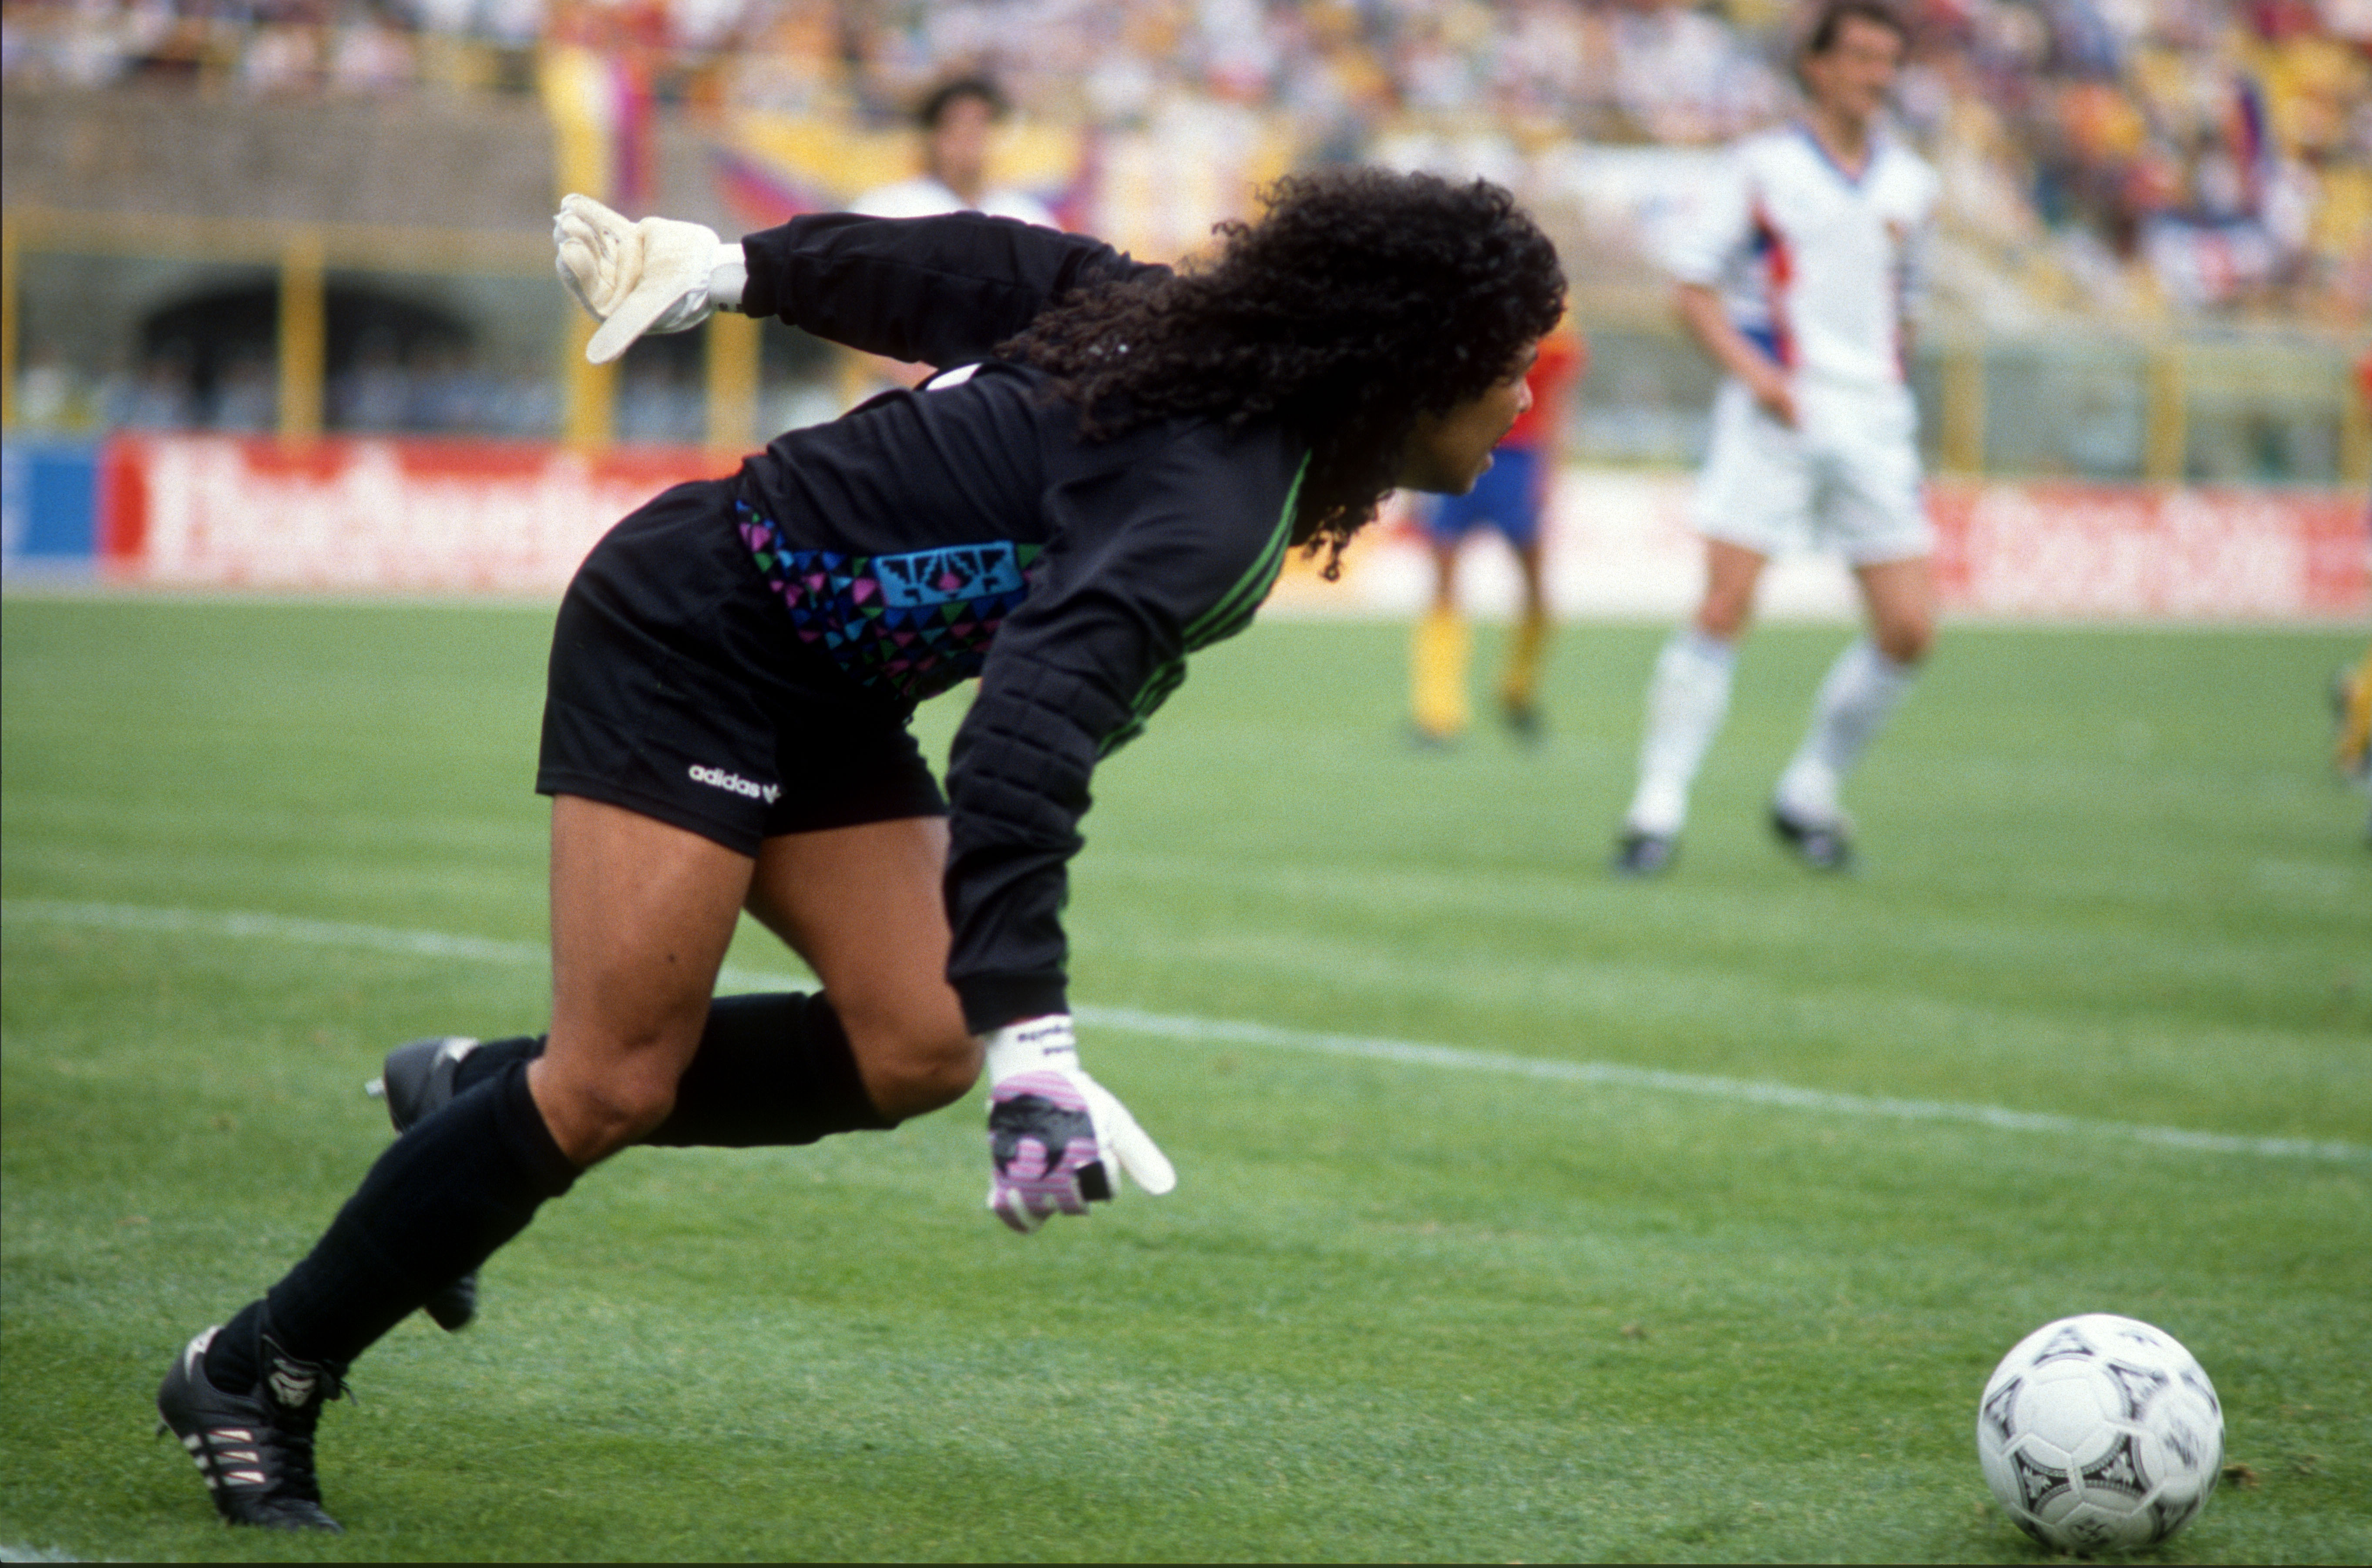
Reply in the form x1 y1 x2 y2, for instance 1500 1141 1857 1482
4 204 2366 487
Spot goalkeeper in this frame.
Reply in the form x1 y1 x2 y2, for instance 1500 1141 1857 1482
154 168 1566 1531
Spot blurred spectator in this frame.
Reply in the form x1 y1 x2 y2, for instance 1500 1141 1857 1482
106 342 197 428
13 343 93 429
3 0 2366 322
846 73 1053 395
614 353 703 443
332 331 411 431
329 3 415 93
850 73 1056 223
212 348 278 430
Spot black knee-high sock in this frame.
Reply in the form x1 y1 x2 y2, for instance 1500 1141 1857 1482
652 992 898 1146
215 1058 577 1377
450 993 895 1148
205 997 888 1388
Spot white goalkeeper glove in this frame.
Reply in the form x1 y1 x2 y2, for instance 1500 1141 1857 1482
983 1015 1176 1234
552 193 747 365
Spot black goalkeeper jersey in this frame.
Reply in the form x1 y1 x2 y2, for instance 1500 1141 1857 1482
729 212 1309 1033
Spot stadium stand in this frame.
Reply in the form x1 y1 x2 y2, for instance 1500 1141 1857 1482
2 0 2365 481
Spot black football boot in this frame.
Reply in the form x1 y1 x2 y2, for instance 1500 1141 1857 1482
155 1324 346 1532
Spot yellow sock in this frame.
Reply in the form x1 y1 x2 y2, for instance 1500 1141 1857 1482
1411 607 1471 739
2339 646 2372 773
1499 607 1551 714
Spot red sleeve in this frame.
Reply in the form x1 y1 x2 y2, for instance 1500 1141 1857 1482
1504 329 1585 448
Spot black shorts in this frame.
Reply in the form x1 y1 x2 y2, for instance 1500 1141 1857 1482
536 477 947 857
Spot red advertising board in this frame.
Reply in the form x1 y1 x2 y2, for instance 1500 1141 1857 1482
99 435 735 593
91 436 2371 620
1927 480 2369 620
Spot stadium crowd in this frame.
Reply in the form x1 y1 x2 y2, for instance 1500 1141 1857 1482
7 0 2369 436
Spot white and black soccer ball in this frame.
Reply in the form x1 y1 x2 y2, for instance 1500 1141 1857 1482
1976 1313 2224 1553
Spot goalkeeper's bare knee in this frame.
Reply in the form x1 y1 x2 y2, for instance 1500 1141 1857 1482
528 1051 682 1166
851 1015 981 1118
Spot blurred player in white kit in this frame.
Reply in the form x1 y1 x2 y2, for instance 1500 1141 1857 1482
852 74 1055 228
1613 0 1938 876
847 76 1056 396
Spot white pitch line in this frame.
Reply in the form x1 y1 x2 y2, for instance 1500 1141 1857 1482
1069 1005 2369 1162
6 897 2364 1165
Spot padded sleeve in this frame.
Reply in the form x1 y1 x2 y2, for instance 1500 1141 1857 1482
736 212 1163 369
939 428 1305 1032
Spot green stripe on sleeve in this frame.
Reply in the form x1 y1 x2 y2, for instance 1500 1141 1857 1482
1182 455 1306 650
1102 454 1308 759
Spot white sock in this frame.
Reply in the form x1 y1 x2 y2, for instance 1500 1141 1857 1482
1625 627 1736 836
1774 638 1917 825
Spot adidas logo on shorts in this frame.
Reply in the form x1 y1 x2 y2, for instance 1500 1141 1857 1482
688 764 781 804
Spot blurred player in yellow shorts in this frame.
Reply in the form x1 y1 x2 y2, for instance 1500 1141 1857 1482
2336 647 2371 844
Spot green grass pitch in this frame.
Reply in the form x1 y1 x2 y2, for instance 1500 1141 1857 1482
3 593 2366 1562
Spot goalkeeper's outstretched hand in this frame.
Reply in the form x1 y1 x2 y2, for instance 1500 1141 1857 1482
552 194 731 365
983 1015 1175 1234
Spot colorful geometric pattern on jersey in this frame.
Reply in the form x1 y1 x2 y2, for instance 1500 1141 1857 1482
737 500 1043 704
727 212 1311 1030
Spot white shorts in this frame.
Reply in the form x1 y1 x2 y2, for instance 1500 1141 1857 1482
1692 377 1932 565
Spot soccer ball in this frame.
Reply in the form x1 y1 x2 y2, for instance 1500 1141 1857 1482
1976 1313 2224 1553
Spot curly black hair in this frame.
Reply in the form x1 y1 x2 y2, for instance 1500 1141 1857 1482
1001 168 1566 576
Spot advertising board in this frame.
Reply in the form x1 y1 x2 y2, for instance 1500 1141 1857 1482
15 434 2362 622
95 435 732 594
